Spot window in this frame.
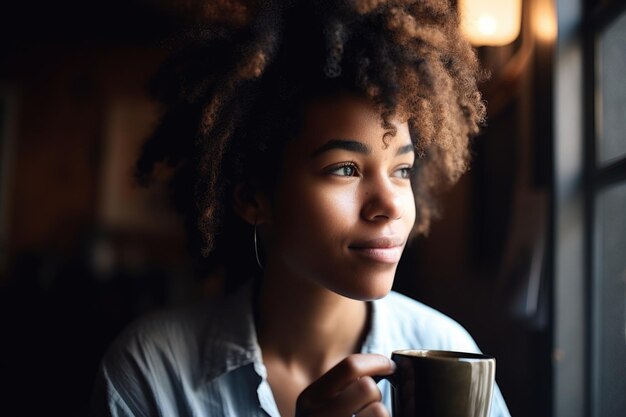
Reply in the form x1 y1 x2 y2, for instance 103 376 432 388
588 3 626 417
554 1 626 416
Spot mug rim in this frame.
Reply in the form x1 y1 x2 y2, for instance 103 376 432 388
392 349 495 362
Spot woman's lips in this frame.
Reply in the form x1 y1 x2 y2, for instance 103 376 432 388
349 236 405 263
349 246 403 263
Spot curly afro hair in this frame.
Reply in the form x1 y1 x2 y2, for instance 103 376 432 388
136 0 485 281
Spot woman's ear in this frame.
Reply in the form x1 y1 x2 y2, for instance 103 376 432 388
232 183 271 225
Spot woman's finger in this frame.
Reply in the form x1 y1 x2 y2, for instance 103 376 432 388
298 376 386 417
311 376 382 417
299 353 394 407
356 401 390 417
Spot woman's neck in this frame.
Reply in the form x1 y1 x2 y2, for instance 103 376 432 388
254 265 370 381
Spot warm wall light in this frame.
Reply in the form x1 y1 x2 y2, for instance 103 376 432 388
459 0 522 46
533 0 557 43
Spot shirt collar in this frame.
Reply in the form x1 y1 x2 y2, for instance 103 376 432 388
199 280 393 384
361 294 393 355
199 280 263 384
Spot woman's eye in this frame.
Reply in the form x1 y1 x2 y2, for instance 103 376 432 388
393 166 414 179
328 163 358 177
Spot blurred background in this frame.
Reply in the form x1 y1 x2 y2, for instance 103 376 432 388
0 1 625 416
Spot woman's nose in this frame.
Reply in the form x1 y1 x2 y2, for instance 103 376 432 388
360 177 405 222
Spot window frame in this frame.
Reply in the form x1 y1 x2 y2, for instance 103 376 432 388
584 1 626 417
554 0 626 416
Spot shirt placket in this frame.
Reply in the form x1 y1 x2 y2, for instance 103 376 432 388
254 360 282 417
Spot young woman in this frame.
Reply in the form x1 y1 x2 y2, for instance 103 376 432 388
91 1 511 416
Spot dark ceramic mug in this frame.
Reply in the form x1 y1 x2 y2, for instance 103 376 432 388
382 350 495 417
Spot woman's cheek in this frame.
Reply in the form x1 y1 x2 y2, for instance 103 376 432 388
403 191 417 226
315 187 359 224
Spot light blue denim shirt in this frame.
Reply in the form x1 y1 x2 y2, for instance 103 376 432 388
90 281 511 417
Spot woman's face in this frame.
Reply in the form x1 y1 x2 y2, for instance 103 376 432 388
262 93 416 301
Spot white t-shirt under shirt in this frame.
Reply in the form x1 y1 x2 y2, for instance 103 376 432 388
91 280 511 417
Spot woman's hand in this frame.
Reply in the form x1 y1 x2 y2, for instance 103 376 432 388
295 353 395 417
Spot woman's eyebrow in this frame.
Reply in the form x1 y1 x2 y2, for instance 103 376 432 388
396 144 415 156
311 139 370 157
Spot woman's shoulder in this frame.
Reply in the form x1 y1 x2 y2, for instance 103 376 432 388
375 291 480 353
100 286 253 386
101 302 211 380
91 284 259 416
107 302 207 357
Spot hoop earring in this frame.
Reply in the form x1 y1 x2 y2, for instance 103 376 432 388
254 223 264 270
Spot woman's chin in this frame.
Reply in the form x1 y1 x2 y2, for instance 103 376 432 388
331 274 395 301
